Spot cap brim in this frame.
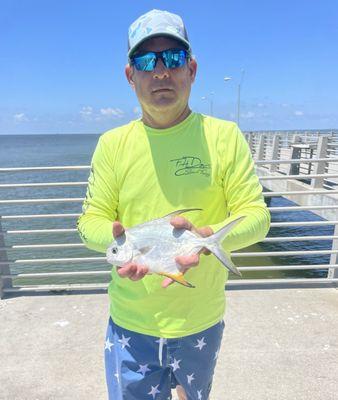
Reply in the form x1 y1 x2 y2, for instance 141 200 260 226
128 33 191 58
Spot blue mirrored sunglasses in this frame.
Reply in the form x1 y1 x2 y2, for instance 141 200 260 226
130 48 190 72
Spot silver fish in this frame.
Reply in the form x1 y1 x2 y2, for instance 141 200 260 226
106 209 245 288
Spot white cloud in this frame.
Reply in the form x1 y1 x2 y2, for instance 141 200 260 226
14 113 29 122
242 111 255 119
294 110 304 116
257 103 264 108
100 107 124 118
79 106 93 117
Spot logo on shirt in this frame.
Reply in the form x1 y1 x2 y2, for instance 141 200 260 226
170 156 211 177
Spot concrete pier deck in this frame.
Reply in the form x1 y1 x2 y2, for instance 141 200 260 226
1 288 337 400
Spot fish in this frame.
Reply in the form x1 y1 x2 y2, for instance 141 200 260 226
106 208 245 288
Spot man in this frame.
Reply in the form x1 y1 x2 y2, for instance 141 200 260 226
77 9 270 400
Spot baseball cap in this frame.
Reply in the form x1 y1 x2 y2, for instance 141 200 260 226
128 9 191 58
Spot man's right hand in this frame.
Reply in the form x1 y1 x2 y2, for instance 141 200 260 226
112 221 149 281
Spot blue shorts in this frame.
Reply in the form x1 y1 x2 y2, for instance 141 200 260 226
104 317 225 400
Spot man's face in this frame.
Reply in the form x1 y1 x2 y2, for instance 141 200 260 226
125 36 197 116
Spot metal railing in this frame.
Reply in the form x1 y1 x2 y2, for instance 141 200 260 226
1 133 338 297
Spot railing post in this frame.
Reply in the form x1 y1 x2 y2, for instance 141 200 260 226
270 135 281 172
328 224 338 281
288 135 302 175
311 136 329 188
248 132 255 154
0 216 12 299
257 134 266 161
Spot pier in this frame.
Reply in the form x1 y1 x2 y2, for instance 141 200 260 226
1 130 338 399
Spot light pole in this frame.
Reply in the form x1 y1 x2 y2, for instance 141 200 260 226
223 77 232 118
237 69 245 126
201 91 215 116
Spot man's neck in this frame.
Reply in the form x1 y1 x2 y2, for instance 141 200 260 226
141 106 192 129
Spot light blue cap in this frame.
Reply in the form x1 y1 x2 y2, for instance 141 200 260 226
128 9 191 58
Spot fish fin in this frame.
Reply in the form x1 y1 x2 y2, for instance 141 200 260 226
133 208 203 231
161 208 203 219
203 216 246 277
159 272 195 288
211 216 246 242
206 244 242 277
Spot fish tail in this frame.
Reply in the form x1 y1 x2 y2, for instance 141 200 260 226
203 216 246 277
159 272 195 288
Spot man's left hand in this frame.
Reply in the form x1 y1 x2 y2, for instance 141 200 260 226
161 216 213 288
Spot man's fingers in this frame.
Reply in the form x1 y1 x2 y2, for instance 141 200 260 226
161 277 174 288
175 254 200 268
112 221 125 238
170 216 193 231
117 263 136 278
117 263 148 280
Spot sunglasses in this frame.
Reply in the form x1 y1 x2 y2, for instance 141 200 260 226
130 48 190 72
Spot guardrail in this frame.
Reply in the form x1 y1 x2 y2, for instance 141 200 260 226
1 133 338 297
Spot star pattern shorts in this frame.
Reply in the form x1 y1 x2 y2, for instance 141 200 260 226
104 317 225 400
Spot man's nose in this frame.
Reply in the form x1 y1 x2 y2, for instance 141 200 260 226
153 58 169 79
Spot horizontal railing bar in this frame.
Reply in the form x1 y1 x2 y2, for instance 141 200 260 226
0 182 87 188
1 220 337 235
0 166 90 172
232 249 338 257
239 264 337 271
269 205 338 212
226 278 338 286
4 271 111 278
258 173 338 180
0 198 83 204
1 229 77 234
3 283 108 292
2 250 338 265
263 189 338 196
2 188 338 204
3 264 338 279
263 235 338 242
0 256 105 264
255 157 338 165
4 278 338 292
269 220 338 227
2 175 338 187
1 213 81 220
0 243 85 250
1 206 337 219
1 236 337 250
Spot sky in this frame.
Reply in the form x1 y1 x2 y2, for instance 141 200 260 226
1 0 338 134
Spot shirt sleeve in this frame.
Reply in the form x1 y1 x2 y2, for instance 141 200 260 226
77 134 118 253
209 124 270 252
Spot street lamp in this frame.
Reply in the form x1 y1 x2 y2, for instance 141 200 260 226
237 69 245 126
223 77 232 118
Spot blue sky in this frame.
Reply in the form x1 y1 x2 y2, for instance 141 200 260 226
1 0 337 134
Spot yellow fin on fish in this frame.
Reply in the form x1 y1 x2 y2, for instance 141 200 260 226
159 272 195 288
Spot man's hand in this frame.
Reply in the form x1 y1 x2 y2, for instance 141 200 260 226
112 222 149 281
161 216 213 288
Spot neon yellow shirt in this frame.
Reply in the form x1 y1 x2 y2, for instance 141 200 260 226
77 112 270 337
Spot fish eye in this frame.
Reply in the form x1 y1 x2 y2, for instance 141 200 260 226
111 247 118 254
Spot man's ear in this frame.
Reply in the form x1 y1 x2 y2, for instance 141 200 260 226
125 64 135 90
188 58 197 84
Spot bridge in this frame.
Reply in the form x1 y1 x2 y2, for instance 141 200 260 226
1 130 338 399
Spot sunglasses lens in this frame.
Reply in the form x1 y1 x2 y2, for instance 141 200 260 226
163 49 187 69
131 49 188 71
133 53 156 71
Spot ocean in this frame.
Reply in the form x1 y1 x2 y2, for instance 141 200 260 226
0 134 333 286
